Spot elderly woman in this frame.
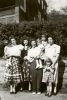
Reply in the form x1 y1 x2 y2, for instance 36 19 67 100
45 37 61 94
4 36 24 94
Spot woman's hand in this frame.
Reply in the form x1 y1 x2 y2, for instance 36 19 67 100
24 56 27 60
4 55 9 59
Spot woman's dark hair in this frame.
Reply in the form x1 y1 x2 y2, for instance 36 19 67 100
47 36 55 43
8 35 15 44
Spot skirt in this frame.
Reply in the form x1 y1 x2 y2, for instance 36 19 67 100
4 56 22 85
22 60 32 82
42 71 54 83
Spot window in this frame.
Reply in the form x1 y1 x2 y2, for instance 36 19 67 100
0 0 15 9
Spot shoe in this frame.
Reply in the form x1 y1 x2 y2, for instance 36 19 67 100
10 92 13 94
45 92 48 96
37 92 41 95
32 92 36 95
48 92 52 97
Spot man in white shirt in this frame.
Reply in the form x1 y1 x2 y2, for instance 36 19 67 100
45 37 61 94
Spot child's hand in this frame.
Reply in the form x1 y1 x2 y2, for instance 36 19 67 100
36 55 40 59
50 67 54 73
46 67 50 70
52 64 55 69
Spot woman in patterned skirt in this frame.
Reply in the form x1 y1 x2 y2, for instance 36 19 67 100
4 36 24 94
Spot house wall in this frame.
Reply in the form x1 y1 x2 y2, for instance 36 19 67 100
0 0 20 24
0 0 47 24
0 0 16 24
0 8 16 24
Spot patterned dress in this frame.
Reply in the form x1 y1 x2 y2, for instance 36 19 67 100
4 44 24 85
4 57 22 85
22 46 31 82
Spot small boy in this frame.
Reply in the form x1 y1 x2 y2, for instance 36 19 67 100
42 57 55 97
36 38 44 69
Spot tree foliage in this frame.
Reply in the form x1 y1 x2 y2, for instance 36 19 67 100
0 20 67 56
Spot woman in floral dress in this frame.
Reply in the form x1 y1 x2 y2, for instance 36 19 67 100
22 38 31 91
4 36 24 93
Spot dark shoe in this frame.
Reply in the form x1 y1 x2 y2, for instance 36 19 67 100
53 92 57 95
14 91 17 94
48 92 52 97
10 92 13 94
45 92 48 96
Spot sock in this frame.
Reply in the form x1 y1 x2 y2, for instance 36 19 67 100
10 85 13 92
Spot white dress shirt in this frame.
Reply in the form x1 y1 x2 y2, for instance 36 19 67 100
4 44 24 57
45 44 60 62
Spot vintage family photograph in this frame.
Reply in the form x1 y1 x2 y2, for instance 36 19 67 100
0 0 67 100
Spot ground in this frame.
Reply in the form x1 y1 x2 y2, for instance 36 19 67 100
0 91 67 100
0 58 67 100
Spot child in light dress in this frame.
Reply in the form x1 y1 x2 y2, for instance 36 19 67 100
42 57 55 97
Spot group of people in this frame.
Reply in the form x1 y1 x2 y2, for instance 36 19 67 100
4 34 60 97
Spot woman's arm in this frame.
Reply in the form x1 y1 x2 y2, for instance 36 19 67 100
43 66 47 72
50 67 55 74
52 46 61 68
4 46 8 59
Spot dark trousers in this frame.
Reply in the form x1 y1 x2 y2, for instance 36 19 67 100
30 60 43 92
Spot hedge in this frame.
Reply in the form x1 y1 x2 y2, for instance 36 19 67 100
0 20 67 57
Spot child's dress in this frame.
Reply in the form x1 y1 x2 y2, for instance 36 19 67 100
42 66 54 83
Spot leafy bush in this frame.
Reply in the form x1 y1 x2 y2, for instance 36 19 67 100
0 20 67 57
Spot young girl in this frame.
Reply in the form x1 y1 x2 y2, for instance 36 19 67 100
42 57 55 97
